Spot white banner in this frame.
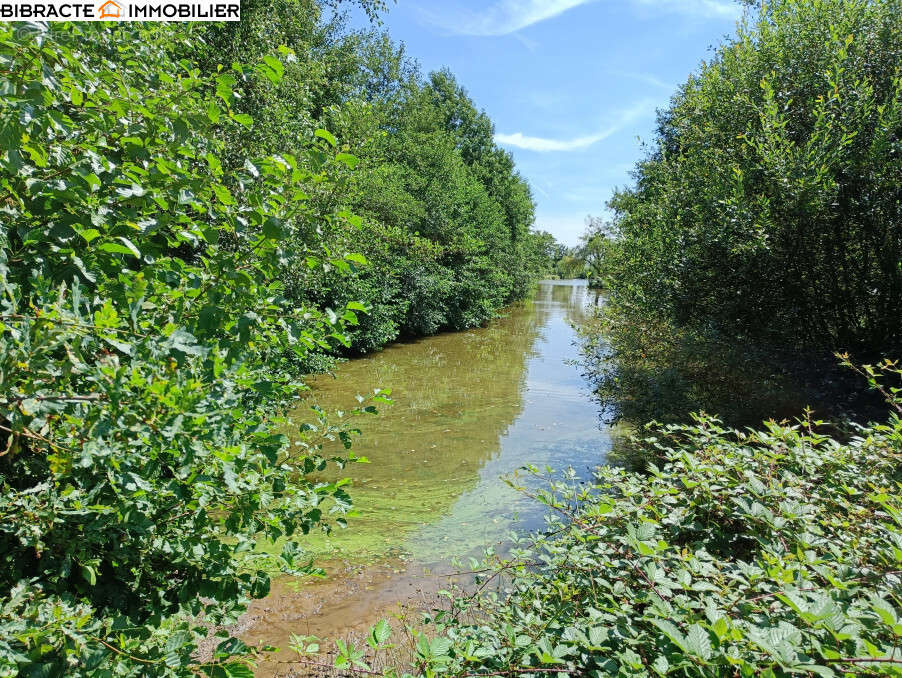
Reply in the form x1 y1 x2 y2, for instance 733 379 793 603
1 0 240 20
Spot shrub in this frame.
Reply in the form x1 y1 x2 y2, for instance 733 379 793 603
0 22 378 677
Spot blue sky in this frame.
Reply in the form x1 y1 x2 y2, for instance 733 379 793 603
350 1 745 245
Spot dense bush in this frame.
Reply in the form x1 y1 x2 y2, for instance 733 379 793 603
607 0 902 355
0 21 381 677
409 362 902 677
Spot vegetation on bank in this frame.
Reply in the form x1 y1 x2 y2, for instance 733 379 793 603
0 8 553 677
546 217 612 289
197 1 556 355
607 0 902 354
584 0 902 426
402 363 902 678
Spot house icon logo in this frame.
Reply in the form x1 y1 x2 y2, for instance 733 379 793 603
98 0 122 18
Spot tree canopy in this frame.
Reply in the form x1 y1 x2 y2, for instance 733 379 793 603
607 0 902 355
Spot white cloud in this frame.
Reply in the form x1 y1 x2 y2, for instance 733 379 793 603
422 0 740 37
612 70 675 91
425 0 596 36
496 130 616 152
495 100 654 153
531 182 552 198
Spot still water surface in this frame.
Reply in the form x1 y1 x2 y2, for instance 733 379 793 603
242 280 610 668
299 279 609 564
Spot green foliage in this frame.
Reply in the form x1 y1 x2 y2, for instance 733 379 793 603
579 307 835 428
0 6 545 675
313 65 549 349
607 0 902 354
416 369 902 677
0 21 382 677
194 8 549 352
546 218 611 285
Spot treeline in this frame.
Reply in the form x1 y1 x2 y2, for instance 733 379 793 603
199 1 552 354
552 216 613 287
0 4 549 676
587 0 902 425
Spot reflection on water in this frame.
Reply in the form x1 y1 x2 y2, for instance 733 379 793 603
242 281 608 672
296 280 608 563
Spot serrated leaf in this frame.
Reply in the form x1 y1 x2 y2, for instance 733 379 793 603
430 637 451 657
649 619 687 652
370 619 391 648
685 623 712 660
212 184 235 205
216 73 236 104
336 152 359 169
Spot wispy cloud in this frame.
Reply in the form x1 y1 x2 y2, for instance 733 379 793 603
532 183 551 198
424 0 596 36
633 0 741 19
612 70 675 91
496 100 654 152
421 0 740 37
496 130 613 152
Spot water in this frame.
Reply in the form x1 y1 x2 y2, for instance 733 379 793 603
295 279 609 563
241 280 610 668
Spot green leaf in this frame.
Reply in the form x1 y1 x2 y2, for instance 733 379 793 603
97 239 139 257
314 128 337 147
222 663 254 678
260 54 284 85
335 152 359 169
212 184 235 205
649 619 687 652
652 656 669 675
231 113 253 127
76 228 101 243
216 73 236 104
262 217 285 240
80 565 96 586
685 624 712 660
344 252 367 265
116 236 141 258
369 619 391 649
430 637 451 657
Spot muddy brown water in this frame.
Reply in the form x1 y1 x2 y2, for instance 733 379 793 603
242 280 611 675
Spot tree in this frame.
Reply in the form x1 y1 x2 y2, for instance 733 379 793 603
608 0 902 354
